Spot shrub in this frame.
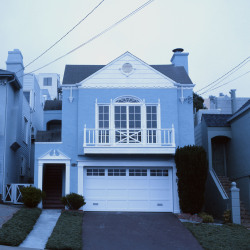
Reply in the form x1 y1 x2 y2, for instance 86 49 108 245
61 193 86 210
223 209 232 224
175 145 208 214
20 186 45 208
200 213 214 223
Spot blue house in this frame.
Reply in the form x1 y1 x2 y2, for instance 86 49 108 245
34 49 195 212
195 97 250 220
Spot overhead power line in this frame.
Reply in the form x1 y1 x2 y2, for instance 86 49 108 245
16 0 105 74
196 56 250 93
199 70 250 95
21 0 154 77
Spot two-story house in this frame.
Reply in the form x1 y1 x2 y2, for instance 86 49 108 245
34 49 195 212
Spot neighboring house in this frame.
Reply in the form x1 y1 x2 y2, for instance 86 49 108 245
34 49 195 212
204 91 249 114
36 73 61 100
0 49 33 201
195 97 250 216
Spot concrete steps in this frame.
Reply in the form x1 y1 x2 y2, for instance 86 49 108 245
218 176 250 229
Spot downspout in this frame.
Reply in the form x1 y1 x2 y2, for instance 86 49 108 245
2 76 16 201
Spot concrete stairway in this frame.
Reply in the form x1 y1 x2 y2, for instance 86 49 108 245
218 176 250 229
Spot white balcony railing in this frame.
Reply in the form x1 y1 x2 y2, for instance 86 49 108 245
83 125 175 151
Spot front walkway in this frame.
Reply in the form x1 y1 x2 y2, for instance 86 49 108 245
82 212 203 250
19 209 61 249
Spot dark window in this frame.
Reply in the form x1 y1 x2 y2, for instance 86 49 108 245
87 169 105 176
108 169 126 176
43 77 52 86
129 169 147 176
150 169 168 176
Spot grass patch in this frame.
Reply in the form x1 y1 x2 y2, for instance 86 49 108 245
184 222 250 250
46 210 83 250
0 208 41 246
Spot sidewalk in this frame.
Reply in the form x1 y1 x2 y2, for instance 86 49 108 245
0 246 41 250
0 204 20 228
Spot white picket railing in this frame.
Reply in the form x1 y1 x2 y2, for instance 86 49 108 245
83 125 175 147
4 183 33 204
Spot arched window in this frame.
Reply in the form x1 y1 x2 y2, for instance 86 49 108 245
114 96 142 104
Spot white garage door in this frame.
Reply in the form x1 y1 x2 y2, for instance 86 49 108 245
83 168 173 212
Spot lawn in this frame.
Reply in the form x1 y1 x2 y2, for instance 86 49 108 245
46 210 83 250
184 222 250 250
0 208 41 246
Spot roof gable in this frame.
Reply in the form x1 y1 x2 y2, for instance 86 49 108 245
62 52 193 87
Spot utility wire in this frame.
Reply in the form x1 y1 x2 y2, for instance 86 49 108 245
199 70 250 95
21 0 154 77
196 56 250 93
16 0 105 74
198 61 249 94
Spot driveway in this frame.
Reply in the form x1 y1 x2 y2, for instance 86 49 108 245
82 212 203 250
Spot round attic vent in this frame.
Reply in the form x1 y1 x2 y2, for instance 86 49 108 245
122 63 133 74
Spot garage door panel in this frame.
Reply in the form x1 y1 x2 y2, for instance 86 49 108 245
128 179 148 189
149 190 171 199
107 200 127 209
107 179 128 189
107 190 127 199
128 201 149 210
86 178 107 188
128 190 148 200
86 190 106 199
149 179 171 189
149 201 171 210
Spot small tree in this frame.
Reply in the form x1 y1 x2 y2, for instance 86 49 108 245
175 145 208 214
193 92 205 112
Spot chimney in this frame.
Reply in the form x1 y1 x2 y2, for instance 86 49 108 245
6 49 24 86
171 48 189 74
230 89 237 114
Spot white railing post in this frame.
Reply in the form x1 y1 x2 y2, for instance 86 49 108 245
83 124 86 146
172 124 175 146
231 182 241 224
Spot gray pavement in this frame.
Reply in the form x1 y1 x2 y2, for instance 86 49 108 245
0 204 20 228
19 209 61 249
82 212 203 250
0 246 41 250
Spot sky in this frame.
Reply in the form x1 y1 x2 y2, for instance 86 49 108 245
0 0 250 98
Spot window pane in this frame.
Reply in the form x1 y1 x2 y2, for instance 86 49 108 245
152 106 157 113
121 106 126 113
135 106 140 113
99 106 103 113
104 106 109 113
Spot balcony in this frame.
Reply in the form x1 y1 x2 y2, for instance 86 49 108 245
83 125 176 154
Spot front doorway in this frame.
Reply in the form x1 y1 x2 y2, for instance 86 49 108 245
43 164 65 209
212 136 229 176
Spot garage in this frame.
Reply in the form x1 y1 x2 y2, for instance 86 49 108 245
83 167 173 212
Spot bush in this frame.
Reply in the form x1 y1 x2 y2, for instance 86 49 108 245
199 213 214 223
20 186 45 208
175 145 208 214
61 193 86 210
223 209 232 224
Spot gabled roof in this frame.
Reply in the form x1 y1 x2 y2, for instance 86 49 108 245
202 114 232 127
0 69 22 89
228 99 250 122
62 63 193 85
44 100 62 111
